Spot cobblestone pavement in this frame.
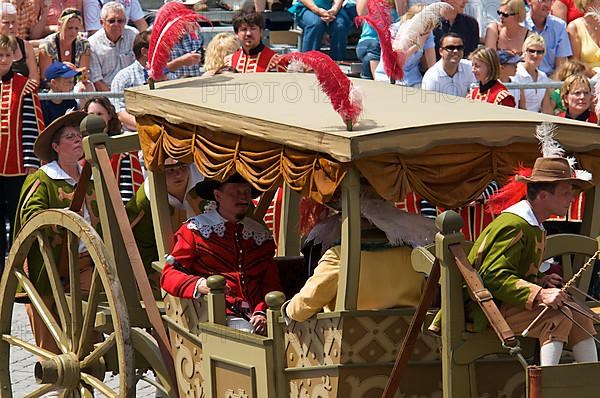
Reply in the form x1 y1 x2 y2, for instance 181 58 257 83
8 304 157 397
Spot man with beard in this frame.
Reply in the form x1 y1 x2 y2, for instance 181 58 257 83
224 8 287 73
160 174 282 335
422 33 476 97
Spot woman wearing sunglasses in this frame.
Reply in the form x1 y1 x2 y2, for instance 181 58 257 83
484 0 531 56
511 33 553 113
567 0 600 77
38 8 91 82
467 46 516 107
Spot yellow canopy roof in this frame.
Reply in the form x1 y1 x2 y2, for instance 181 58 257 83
126 73 600 207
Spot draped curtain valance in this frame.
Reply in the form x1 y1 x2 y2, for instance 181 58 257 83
137 115 600 208
137 115 347 203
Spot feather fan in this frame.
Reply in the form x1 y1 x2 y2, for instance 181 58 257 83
392 2 452 57
278 51 364 129
487 165 531 214
147 2 211 80
355 0 403 81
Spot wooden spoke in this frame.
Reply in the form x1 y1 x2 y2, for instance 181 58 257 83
23 383 55 398
80 333 115 369
67 231 83 353
77 267 100 358
14 270 70 353
35 231 71 338
79 383 94 398
80 373 118 398
2 334 54 359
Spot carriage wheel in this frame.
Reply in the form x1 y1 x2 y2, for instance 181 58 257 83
0 209 134 397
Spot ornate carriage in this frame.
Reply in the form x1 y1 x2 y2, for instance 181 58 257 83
1 73 599 397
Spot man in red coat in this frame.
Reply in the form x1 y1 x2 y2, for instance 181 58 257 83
224 9 286 73
161 174 282 335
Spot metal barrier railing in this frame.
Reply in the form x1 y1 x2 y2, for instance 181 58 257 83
38 91 124 100
35 80 582 102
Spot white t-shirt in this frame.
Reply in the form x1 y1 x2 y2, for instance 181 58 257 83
511 62 550 113
83 0 145 32
421 59 477 98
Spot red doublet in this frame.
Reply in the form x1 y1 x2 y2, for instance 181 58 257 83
161 210 282 315
0 73 43 175
110 152 144 193
226 43 287 73
467 80 516 108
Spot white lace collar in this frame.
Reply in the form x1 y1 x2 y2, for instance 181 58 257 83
186 209 273 246
502 200 545 230
41 161 86 187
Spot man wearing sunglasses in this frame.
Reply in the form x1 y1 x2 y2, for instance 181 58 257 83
88 1 137 91
83 0 148 36
422 32 476 97
524 0 572 75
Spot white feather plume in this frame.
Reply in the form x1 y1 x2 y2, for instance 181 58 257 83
392 2 453 53
535 122 565 158
575 169 593 181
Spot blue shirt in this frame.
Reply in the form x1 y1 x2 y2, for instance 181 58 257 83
524 14 572 75
374 25 435 87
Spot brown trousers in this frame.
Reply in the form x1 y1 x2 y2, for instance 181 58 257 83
501 302 596 347
26 253 94 354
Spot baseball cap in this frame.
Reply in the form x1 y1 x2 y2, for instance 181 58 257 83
45 62 81 80
497 50 522 65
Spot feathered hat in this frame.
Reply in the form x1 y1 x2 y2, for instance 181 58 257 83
487 122 593 214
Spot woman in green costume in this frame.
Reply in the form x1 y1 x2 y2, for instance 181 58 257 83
15 111 100 356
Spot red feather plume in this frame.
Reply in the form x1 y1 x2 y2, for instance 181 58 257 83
355 0 403 81
487 165 532 214
299 197 331 237
147 2 211 80
277 51 363 128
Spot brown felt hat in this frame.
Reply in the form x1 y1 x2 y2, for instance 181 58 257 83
515 157 593 190
194 173 261 201
34 111 88 163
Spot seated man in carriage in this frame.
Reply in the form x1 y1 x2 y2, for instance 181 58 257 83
430 134 599 366
126 158 206 293
160 174 283 335
282 185 436 322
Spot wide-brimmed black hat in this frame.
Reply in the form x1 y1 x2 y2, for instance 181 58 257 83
194 173 261 201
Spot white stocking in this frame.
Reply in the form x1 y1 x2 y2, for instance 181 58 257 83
540 341 564 366
572 338 598 363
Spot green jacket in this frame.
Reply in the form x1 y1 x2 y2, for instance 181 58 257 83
15 163 98 295
432 201 545 332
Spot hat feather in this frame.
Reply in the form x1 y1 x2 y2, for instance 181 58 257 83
535 122 565 158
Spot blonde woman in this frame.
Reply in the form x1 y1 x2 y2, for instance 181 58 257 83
202 33 241 77
38 8 91 82
484 0 531 55
468 46 516 107
551 59 586 113
512 33 553 113
567 0 600 77
558 73 596 121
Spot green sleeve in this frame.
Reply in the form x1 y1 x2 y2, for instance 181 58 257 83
475 224 541 310
18 172 50 229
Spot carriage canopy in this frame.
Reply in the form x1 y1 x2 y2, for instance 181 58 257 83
126 73 600 207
